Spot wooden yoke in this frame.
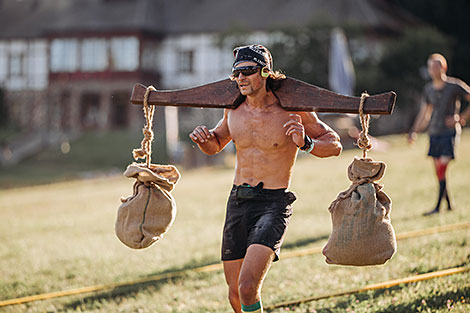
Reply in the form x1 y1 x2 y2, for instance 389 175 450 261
130 77 396 115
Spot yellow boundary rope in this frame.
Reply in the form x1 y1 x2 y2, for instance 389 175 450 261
1 221 469 307
0 263 222 307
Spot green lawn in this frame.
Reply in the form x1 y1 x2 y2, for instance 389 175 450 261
0 129 167 189
0 131 469 312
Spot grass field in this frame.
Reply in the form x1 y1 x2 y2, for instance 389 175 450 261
0 131 469 312
0 129 166 189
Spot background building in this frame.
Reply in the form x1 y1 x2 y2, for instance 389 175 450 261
0 0 420 166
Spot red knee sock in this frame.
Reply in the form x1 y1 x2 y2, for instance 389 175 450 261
435 161 448 181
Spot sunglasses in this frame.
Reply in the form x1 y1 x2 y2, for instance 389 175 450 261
231 66 261 79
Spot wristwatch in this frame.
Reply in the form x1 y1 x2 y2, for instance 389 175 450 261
299 135 315 153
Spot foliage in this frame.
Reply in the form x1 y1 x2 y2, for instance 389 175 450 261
219 21 454 134
365 27 451 114
393 0 470 82
367 27 451 134
270 24 451 112
269 24 331 89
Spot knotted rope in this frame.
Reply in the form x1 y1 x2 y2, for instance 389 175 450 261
132 86 156 167
327 92 376 212
357 92 372 158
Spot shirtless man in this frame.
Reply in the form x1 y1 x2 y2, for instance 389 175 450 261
409 53 470 215
189 45 342 313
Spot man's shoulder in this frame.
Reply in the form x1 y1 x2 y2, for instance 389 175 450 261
446 76 464 85
446 77 470 94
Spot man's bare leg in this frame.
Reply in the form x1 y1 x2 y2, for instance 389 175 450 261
223 259 243 313
238 244 275 312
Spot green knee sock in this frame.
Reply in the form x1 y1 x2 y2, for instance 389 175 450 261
241 300 263 313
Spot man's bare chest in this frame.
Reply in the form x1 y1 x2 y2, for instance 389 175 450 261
227 106 291 150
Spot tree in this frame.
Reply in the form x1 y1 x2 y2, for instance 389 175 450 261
392 0 470 82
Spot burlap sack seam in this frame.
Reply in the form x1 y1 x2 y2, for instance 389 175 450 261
138 185 152 241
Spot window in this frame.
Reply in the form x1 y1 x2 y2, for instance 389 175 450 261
9 53 24 76
7 41 27 78
50 39 79 72
178 50 194 73
81 38 108 71
141 41 159 72
0 43 7 81
110 37 139 71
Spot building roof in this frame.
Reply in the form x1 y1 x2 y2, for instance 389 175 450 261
0 0 419 39
162 0 419 34
0 0 163 38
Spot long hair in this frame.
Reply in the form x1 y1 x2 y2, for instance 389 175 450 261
266 70 286 92
232 70 286 108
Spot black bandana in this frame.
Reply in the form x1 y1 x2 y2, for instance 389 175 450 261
232 44 273 70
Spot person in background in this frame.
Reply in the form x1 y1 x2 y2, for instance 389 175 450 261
408 53 470 215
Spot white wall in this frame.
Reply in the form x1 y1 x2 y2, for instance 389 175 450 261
27 41 48 90
0 32 276 91
157 33 232 89
156 31 279 89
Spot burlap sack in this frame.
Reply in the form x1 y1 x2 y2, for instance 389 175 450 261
322 157 396 266
115 163 180 249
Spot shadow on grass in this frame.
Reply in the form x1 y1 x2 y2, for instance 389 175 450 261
373 286 470 313
282 234 330 250
62 269 214 311
405 258 469 277
62 278 178 311
63 235 466 311
286 280 470 313
281 212 439 253
62 236 330 311
62 256 221 310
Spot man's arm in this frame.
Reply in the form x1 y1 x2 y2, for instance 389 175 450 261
189 109 232 155
301 112 342 157
284 112 342 158
456 93 470 126
408 101 432 143
453 80 470 126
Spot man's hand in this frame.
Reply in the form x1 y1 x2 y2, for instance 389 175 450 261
445 114 466 128
408 131 417 144
284 114 305 147
189 125 214 144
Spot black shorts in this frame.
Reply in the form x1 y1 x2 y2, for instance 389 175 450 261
428 130 456 159
221 183 296 262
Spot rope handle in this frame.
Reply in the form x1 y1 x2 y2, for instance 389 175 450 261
132 86 156 167
357 92 372 158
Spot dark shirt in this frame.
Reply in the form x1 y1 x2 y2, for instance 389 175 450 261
423 77 470 135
